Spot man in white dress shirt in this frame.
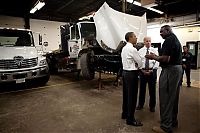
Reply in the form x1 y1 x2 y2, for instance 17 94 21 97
121 32 143 126
136 37 159 112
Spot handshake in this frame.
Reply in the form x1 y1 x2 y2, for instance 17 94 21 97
145 52 157 60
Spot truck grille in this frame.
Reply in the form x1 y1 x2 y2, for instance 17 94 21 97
0 58 38 69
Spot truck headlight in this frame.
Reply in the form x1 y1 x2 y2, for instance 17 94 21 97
39 59 47 66
37 50 44 55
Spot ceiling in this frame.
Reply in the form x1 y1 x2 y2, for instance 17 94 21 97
0 0 199 22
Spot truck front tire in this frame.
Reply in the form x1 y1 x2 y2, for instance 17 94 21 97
46 56 58 74
80 53 95 80
40 74 50 85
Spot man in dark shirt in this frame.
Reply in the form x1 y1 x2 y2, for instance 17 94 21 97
145 25 182 133
182 46 193 87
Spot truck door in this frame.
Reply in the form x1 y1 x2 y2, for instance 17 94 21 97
60 24 70 55
68 24 81 58
33 32 43 52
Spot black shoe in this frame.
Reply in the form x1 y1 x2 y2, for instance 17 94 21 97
187 85 191 87
150 108 155 112
136 106 143 110
121 113 127 119
126 120 143 126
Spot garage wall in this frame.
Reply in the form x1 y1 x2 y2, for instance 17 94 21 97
147 14 200 47
0 15 67 52
0 15 25 28
173 27 199 46
147 27 163 43
147 26 200 46
30 19 66 52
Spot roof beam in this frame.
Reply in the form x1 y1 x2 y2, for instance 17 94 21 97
55 0 74 12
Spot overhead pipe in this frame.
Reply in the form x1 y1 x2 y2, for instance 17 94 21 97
24 15 30 29
122 0 127 13
56 0 74 12
196 6 199 21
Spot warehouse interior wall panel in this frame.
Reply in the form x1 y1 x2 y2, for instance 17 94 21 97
30 19 66 53
0 15 25 29
147 26 200 47
147 14 200 46
0 15 67 53
173 27 200 46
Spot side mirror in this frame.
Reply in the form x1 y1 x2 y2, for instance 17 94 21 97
43 42 48 47
39 34 42 45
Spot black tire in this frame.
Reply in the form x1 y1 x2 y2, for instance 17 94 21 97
47 57 58 74
50 65 58 74
80 53 95 80
40 74 50 85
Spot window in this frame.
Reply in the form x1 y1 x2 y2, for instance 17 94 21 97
80 23 96 38
0 29 33 47
70 25 80 40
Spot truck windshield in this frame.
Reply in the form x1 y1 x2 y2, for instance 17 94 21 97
80 23 96 39
0 29 33 47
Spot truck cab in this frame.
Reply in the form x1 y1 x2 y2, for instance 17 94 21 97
46 21 97 75
67 21 123 80
46 21 123 80
0 27 50 85
68 22 96 58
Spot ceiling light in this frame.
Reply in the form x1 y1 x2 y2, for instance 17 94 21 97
126 0 163 14
30 0 45 14
133 1 142 6
127 0 141 6
126 0 133 3
30 8 37 14
147 7 164 14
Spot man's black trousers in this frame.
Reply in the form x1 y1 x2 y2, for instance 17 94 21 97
182 67 191 86
122 70 139 122
138 69 157 109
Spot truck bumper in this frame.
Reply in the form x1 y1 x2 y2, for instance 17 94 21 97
0 66 49 84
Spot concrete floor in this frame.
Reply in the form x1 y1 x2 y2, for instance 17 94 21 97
0 69 199 133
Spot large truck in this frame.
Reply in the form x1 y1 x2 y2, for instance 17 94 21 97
46 21 123 79
46 2 147 80
0 27 50 85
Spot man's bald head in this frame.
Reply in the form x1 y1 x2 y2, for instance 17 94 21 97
143 37 151 48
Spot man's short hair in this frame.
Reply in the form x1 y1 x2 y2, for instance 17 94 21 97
161 25 172 33
125 32 134 42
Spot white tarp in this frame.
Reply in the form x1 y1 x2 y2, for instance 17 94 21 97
93 2 147 50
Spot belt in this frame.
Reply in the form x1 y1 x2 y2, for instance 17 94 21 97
161 65 182 68
123 70 138 72
142 68 153 70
